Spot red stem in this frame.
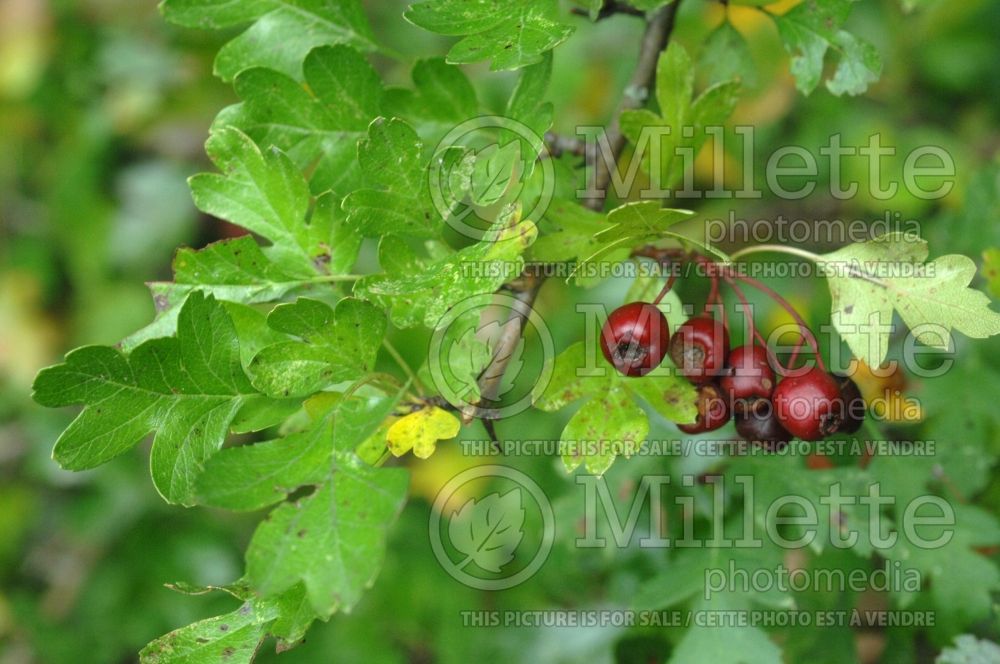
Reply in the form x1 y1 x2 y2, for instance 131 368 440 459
730 273 827 372
652 271 678 305
722 275 788 373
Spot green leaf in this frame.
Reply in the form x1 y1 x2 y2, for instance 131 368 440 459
561 383 649 475
245 455 408 617
409 58 479 123
160 0 378 82
342 117 446 238
655 42 694 135
404 0 573 72
701 21 758 87
821 233 1000 366
670 620 781 664
139 597 277 664
33 292 256 505
124 233 357 350
621 43 741 194
532 341 611 411
725 455 878 556
623 373 698 424
249 297 387 398
196 420 333 511
354 207 537 328
221 45 383 195
885 505 1000 636
189 128 319 270
571 201 695 278
773 0 882 96
631 553 708 611
529 201 625 287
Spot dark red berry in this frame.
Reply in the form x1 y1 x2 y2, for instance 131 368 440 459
735 404 791 452
678 383 730 434
773 367 842 441
833 373 865 434
668 315 730 384
719 344 775 411
599 302 670 377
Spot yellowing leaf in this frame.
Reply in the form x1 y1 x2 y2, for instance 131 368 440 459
386 407 460 459
822 233 1000 366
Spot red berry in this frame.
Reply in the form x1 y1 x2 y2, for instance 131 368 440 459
772 367 842 441
678 383 730 434
719 344 775 411
668 315 730 384
735 403 791 451
833 373 865 434
599 302 670 377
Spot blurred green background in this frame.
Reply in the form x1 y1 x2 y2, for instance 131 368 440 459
1 0 999 662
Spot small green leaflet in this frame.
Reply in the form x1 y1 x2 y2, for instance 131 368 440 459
570 201 701 280
141 584 314 661
561 383 649 475
724 454 881 557
884 505 1000 638
404 0 573 71
354 206 537 328
771 0 882 96
530 200 626 288
196 419 334 511
504 52 555 170
449 489 524 573
189 127 322 271
635 532 786 664
386 57 479 126
220 45 384 195
124 229 360 350
33 292 256 505
249 297 387 398
820 233 1000 366
701 21 757 88
533 341 697 474
342 117 441 238
160 0 378 82
416 303 493 407
139 597 276 664
245 454 408 618
620 43 741 194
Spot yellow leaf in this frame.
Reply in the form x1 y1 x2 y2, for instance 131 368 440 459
386 407 460 459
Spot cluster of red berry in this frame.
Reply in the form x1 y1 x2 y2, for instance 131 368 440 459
599 300 865 449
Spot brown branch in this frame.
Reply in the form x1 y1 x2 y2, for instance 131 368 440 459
463 3 685 433
583 1 682 211
461 274 542 425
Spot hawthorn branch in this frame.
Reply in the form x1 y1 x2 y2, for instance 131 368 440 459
584 1 681 211
461 275 543 425
462 2 684 433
